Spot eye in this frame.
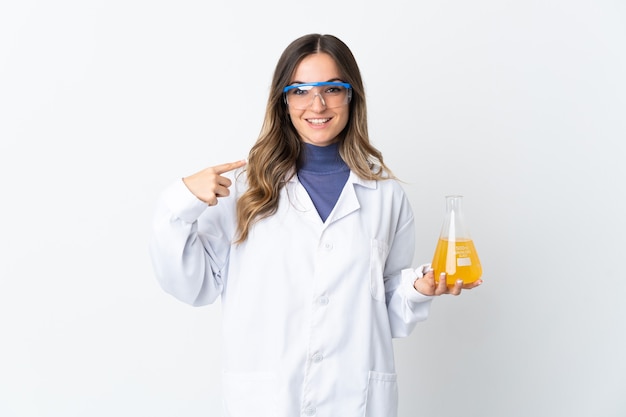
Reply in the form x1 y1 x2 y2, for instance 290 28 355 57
287 85 313 97
292 87 309 96
324 86 344 95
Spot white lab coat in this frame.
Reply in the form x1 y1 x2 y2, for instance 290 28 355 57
149 167 434 417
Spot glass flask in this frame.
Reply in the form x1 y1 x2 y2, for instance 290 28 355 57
431 195 482 286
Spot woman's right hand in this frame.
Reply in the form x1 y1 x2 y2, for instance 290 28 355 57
414 270 482 296
182 159 247 206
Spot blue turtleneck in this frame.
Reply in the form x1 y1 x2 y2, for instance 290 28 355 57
297 142 350 222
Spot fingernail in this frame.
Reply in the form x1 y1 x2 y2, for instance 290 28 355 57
456 279 463 285
440 272 446 277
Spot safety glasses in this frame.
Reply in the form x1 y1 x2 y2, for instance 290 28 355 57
283 81 352 110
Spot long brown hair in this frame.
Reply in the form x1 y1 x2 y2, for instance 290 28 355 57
235 33 393 243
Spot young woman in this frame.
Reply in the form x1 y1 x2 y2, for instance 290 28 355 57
149 33 481 417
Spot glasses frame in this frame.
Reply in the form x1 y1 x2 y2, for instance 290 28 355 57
283 81 353 109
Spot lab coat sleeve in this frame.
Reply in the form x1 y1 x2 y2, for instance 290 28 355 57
387 268 435 338
149 179 233 306
384 205 435 338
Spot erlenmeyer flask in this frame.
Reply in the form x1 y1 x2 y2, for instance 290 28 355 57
431 195 482 286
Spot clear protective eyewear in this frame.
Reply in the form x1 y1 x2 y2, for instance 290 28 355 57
283 81 352 110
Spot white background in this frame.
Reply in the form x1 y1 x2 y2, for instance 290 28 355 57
1 1 625 416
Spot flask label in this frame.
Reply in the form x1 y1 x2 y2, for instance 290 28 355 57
431 238 482 285
457 257 472 266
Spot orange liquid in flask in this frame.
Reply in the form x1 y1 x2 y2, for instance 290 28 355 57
431 238 482 287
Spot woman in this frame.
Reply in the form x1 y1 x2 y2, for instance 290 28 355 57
149 33 481 417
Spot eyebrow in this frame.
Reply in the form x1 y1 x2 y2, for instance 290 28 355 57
289 77 344 85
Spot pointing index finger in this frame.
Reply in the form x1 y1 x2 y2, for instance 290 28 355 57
213 159 247 175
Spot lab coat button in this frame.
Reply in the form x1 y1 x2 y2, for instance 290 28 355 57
304 406 316 416
318 296 329 305
323 242 333 250
311 353 323 363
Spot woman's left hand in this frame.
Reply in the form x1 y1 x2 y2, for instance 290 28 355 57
414 270 483 296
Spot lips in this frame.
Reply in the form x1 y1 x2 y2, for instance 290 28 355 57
306 118 331 126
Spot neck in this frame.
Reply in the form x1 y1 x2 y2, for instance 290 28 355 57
299 142 346 173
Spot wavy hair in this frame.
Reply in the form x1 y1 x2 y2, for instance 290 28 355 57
235 34 394 243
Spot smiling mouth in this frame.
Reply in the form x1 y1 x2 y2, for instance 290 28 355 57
306 118 331 125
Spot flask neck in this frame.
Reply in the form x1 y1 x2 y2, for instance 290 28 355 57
445 195 464 213
440 195 471 240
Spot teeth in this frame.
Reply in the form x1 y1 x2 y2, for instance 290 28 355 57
308 118 330 125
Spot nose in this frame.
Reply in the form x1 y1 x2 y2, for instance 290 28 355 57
309 93 327 111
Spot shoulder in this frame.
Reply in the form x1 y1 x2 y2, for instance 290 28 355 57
370 165 407 194
352 170 410 205
230 166 250 194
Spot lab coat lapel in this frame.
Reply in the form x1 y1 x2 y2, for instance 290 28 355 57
289 175 325 224
325 171 376 226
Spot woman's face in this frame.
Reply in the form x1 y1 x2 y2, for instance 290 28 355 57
286 53 350 147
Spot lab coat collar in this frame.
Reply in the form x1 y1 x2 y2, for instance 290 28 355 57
286 169 377 189
287 170 377 226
